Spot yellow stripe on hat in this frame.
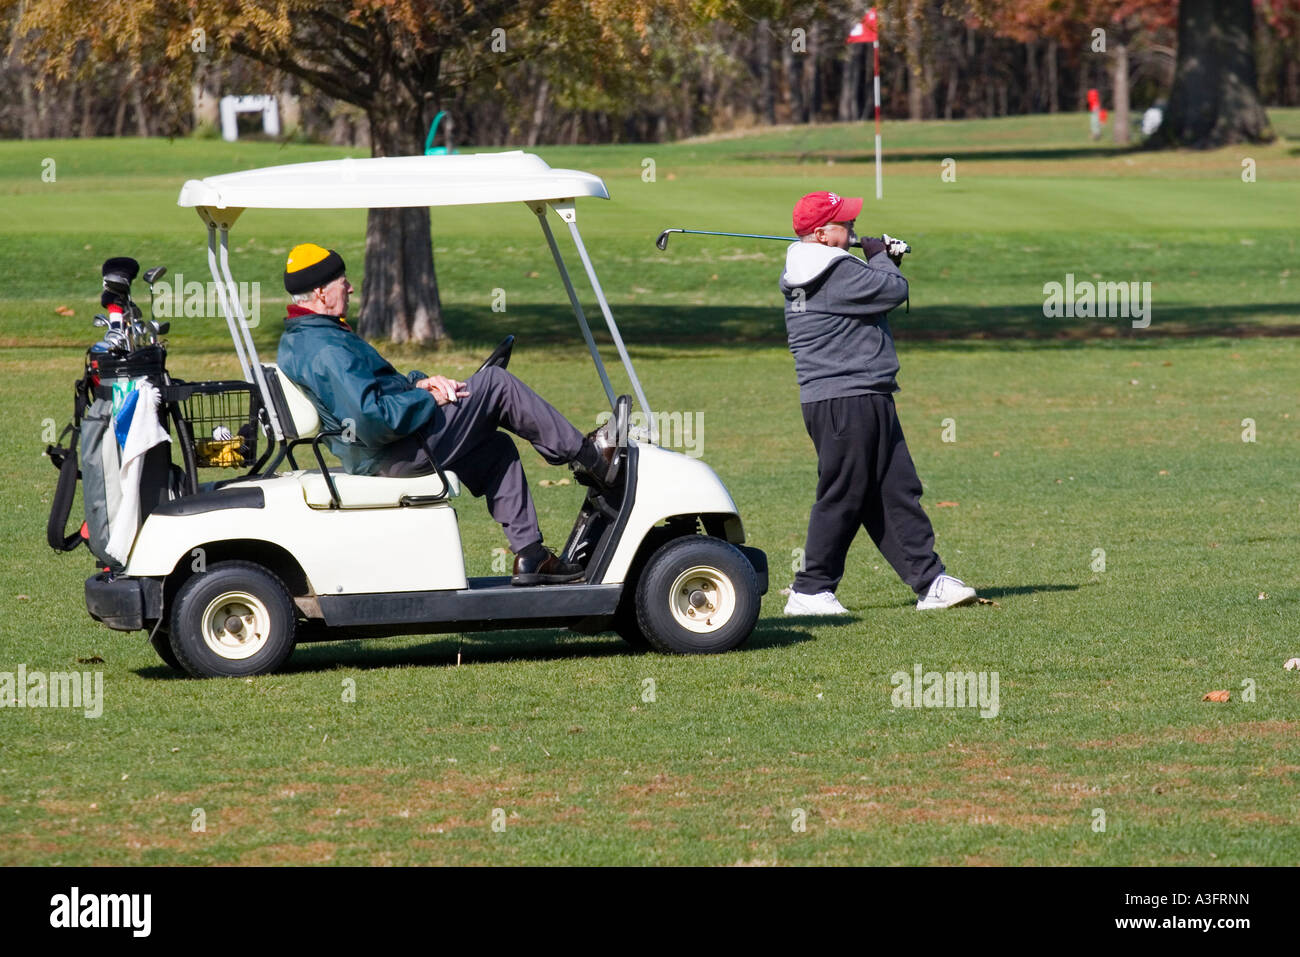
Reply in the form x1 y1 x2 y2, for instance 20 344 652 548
286 243 332 274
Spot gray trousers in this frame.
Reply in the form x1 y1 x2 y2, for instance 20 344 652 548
381 366 585 551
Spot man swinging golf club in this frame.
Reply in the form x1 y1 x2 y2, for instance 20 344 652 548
780 191 976 615
276 243 630 586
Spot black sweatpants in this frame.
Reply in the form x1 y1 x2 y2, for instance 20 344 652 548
794 393 944 597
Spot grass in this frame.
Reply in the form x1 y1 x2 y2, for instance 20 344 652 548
1 112 1298 865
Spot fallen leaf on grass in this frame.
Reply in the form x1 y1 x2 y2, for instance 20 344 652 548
1258 592 1268 600
935 501 959 508
1202 690 1230 703
538 478 571 487
54 305 75 316
16 594 29 601
1283 658 1300 671
77 655 104 664
1158 470 1169 475
976 597 1000 606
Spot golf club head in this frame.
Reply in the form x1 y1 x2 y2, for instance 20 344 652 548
93 314 110 328
143 265 166 286
101 257 139 299
655 229 677 251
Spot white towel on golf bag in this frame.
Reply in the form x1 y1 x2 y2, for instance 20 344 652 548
106 381 170 563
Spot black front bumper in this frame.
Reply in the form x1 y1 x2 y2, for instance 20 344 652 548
85 573 163 631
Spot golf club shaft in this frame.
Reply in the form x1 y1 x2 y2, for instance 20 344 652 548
656 228 796 250
657 227 911 256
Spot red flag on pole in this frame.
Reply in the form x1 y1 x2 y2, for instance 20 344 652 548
847 8 878 44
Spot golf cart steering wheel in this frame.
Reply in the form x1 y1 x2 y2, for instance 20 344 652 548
476 335 515 374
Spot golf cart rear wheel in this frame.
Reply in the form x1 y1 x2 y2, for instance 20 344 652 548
634 537 759 654
169 561 296 678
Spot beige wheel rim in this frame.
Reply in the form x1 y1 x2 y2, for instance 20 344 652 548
668 565 736 634
200 590 271 660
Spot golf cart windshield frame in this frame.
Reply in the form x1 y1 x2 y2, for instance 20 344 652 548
179 157 657 447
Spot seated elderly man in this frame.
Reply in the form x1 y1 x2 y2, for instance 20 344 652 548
276 243 626 586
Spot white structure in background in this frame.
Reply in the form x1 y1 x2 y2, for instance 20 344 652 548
1141 104 1165 137
219 95 280 142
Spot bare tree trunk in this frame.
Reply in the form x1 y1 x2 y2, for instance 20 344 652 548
1047 40 1059 113
757 20 775 125
783 36 803 123
838 45 857 121
906 0 923 120
1111 42 1130 144
19 65 38 139
113 89 128 137
359 66 446 344
1159 0 1274 147
192 69 219 132
526 75 549 147
80 84 94 137
133 81 149 137
1026 39 1038 113
806 22 820 121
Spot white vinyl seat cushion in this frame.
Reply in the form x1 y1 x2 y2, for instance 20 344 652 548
298 469 459 509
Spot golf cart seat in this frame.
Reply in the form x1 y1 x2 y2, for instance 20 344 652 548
261 364 459 508
297 469 458 509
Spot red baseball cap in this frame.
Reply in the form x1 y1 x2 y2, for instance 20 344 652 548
792 191 864 236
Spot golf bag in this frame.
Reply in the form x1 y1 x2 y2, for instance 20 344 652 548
46 346 178 570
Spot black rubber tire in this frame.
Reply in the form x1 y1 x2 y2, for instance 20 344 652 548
634 536 760 655
613 604 651 651
169 561 297 678
149 629 183 672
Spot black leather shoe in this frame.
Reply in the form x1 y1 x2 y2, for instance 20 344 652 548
511 548 584 586
576 394 630 488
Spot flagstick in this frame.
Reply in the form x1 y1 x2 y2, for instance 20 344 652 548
873 39 882 200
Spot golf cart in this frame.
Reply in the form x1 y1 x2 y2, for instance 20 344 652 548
80 151 768 677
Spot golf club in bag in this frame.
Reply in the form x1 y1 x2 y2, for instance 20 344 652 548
47 257 179 568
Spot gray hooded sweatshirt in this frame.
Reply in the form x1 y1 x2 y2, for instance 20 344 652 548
779 242 909 403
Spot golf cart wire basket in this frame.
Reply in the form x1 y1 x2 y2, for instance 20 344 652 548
165 379 263 468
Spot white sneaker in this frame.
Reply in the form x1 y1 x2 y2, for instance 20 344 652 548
784 590 850 616
916 574 977 611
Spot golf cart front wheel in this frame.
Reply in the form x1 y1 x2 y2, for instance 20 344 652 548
149 629 183 672
169 561 297 678
635 537 759 654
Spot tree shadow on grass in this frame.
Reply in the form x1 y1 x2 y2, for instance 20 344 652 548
440 302 1300 353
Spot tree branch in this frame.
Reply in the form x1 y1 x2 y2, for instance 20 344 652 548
230 38 369 108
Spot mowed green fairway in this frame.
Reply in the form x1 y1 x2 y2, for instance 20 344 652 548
1 113 1298 865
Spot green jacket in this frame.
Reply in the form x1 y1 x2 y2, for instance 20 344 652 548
276 310 441 475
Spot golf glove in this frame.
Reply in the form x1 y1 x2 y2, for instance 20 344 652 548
882 233 911 265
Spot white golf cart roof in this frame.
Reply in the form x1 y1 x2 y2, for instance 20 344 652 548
177 152 653 444
177 151 609 210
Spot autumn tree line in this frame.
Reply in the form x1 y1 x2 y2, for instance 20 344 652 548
5 1 1299 151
